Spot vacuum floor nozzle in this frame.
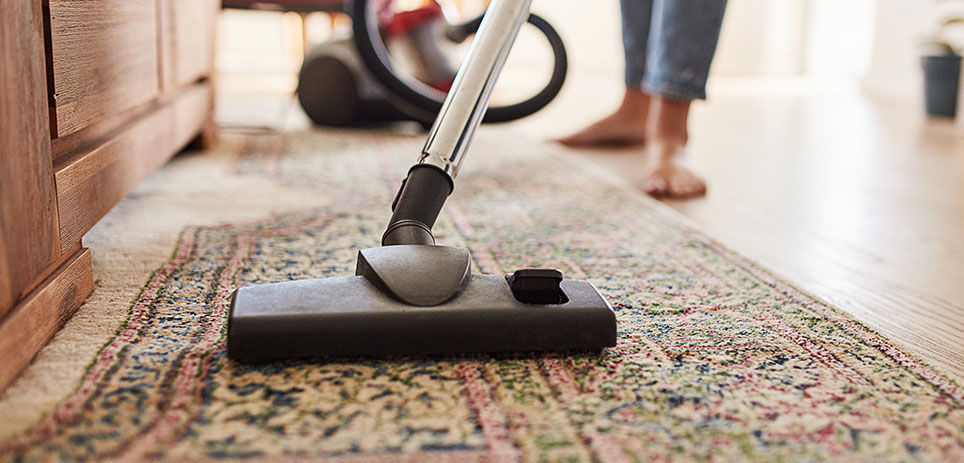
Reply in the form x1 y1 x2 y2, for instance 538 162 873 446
227 246 616 362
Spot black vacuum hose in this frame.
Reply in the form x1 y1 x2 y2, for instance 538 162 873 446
350 0 568 124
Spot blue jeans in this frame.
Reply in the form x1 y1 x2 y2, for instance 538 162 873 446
621 0 727 100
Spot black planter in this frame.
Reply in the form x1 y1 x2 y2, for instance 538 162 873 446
922 54 962 118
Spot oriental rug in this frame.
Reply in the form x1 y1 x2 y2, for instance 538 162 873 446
1 128 962 462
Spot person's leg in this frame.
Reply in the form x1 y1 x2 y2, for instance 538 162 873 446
641 98 706 197
555 0 653 147
640 0 726 197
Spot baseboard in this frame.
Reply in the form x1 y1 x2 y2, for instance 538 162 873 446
0 248 93 393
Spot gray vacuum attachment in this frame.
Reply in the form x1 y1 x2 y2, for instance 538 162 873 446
228 245 617 361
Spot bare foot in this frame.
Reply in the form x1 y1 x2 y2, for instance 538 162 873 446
554 88 650 148
554 113 648 148
640 143 706 199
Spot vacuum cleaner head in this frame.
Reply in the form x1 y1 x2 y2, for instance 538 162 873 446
227 245 616 362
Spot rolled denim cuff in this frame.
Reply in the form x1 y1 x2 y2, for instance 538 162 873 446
625 68 646 90
643 78 707 101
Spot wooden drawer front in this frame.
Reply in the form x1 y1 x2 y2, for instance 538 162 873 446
161 0 218 90
48 0 160 137
54 83 211 252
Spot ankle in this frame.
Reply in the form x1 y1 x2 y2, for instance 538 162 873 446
645 139 686 163
618 88 651 117
649 97 690 145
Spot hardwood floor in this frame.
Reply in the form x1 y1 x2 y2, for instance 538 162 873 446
521 78 964 383
684 90 964 383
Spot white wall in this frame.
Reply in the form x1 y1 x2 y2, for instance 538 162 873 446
713 0 807 76
869 0 936 72
860 0 947 96
804 0 876 78
715 0 951 81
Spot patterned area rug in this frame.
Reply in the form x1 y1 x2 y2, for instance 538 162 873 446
1 129 963 462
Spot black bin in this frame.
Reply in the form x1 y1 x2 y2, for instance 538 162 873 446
922 54 962 118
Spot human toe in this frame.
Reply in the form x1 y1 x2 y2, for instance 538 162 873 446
642 175 670 196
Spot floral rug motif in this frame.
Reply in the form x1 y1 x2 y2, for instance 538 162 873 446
2 130 963 462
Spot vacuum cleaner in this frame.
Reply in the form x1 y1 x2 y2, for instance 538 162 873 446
227 0 617 361
296 0 568 127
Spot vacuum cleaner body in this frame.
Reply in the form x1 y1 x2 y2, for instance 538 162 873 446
297 2 456 127
228 0 616 362
297 39 413 127
297 0 568 127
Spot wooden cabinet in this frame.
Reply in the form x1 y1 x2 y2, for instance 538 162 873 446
161 0 219 89
0 0 218 393
48 0 161 137
0 0 61 326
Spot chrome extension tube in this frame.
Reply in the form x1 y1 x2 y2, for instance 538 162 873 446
418 0 532 179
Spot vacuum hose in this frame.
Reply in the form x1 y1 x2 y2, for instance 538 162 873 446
382 165 452 246
350 0 567 125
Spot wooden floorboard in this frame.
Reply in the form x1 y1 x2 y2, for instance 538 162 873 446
521 83 964 383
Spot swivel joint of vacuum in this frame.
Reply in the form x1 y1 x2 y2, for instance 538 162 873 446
382 164 454 246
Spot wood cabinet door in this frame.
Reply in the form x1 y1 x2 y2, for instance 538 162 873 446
160 0 219 91
47 0 161 138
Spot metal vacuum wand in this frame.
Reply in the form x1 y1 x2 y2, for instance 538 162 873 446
382 0 533 246
420 0 532 178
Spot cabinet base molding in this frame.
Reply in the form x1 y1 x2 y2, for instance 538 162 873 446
0 248 93 393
